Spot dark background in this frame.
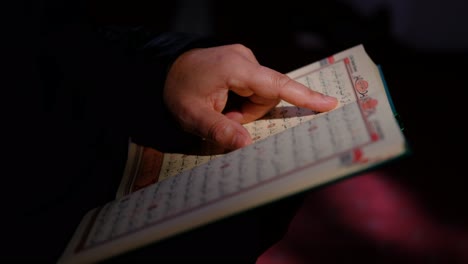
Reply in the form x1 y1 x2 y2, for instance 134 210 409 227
91 0 468 256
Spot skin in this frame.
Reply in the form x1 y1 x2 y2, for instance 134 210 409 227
164 44 338 151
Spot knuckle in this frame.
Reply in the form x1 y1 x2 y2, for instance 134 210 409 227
230 43 248 52
230 44 255 59
270 71 293 94
207 118 230 144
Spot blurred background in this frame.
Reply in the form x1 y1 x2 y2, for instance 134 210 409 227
90 0 468 262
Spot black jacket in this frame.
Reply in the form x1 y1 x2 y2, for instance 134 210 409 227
3 1 214 261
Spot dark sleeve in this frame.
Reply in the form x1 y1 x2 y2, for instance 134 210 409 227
95 26 224 153
3 11 221 260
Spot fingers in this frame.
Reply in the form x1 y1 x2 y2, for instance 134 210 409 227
188 105 253 150
228 63 338 113
224 96 280 123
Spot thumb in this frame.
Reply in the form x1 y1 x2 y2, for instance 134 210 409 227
191 107 253 150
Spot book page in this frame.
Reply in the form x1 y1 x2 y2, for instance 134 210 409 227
117 44 384 197
60 44 408 264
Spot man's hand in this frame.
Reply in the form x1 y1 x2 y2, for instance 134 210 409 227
164 44 338 151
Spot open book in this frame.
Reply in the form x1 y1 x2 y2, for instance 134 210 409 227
58 44 408 264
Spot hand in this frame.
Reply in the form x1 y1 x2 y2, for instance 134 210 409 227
164 44 338 151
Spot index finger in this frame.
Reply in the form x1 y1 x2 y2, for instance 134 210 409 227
228 63 338 112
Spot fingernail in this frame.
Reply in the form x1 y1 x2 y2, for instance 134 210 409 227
322 94 338 103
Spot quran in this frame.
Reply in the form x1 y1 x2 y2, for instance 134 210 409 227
59 44 408 263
